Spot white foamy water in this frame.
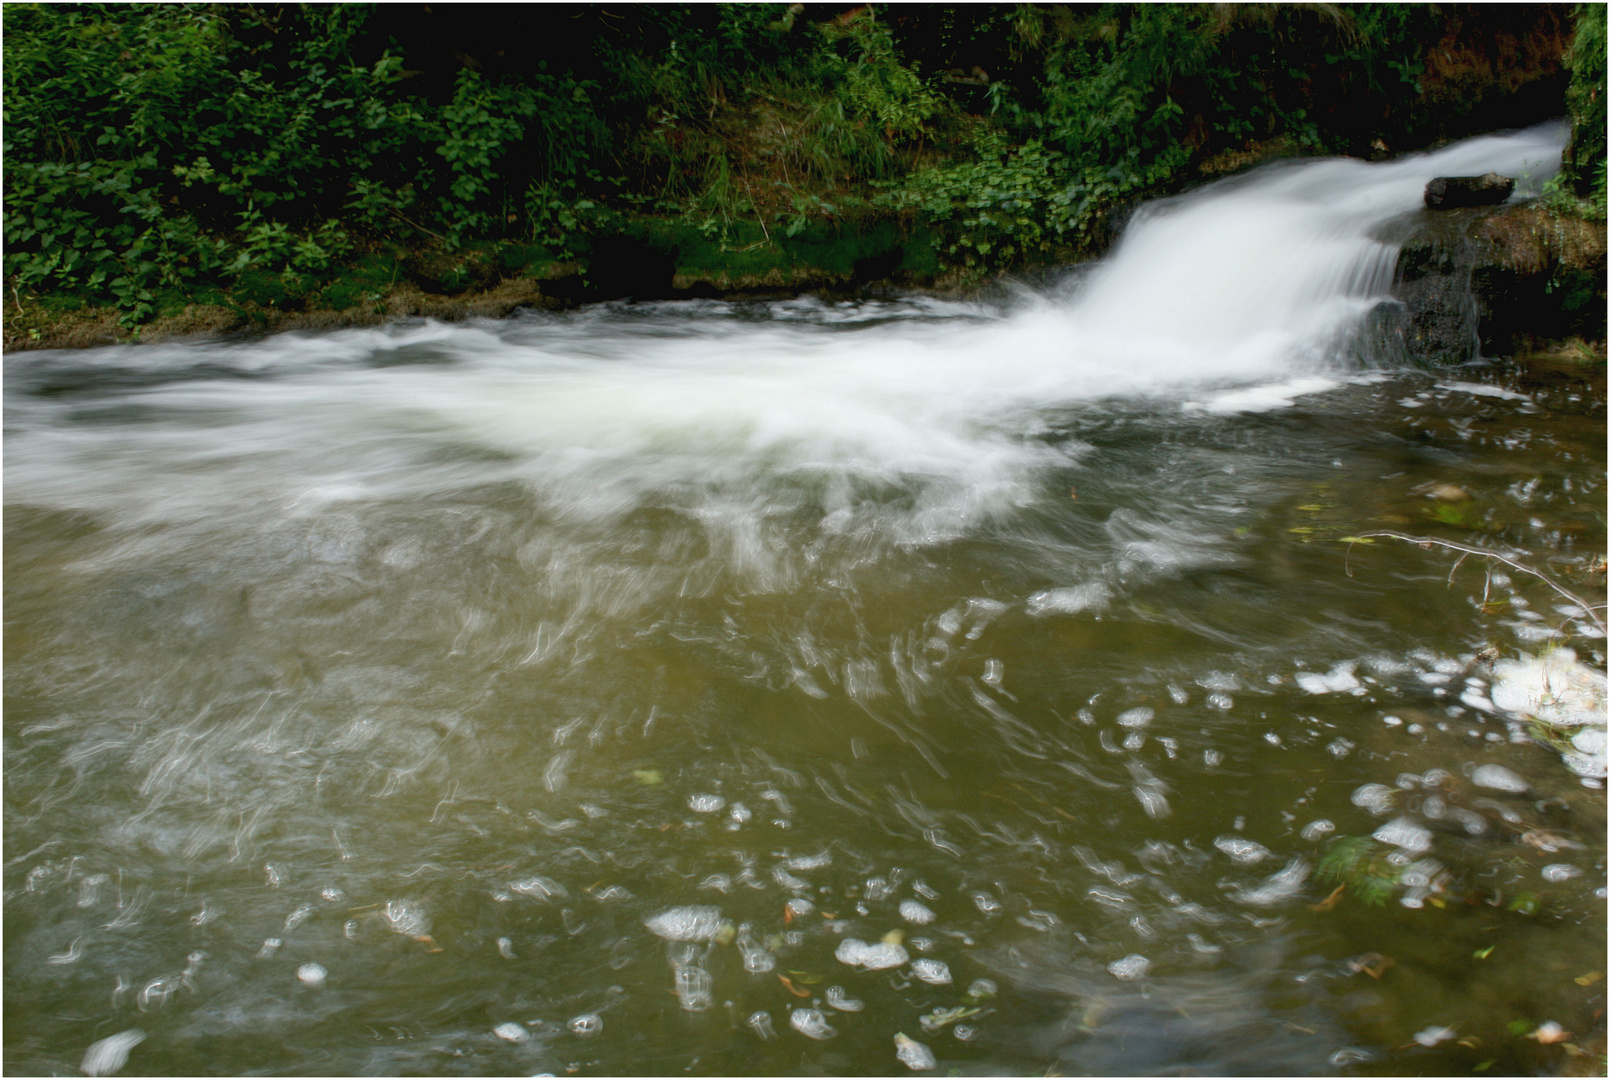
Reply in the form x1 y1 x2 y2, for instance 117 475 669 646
5 126 1565 559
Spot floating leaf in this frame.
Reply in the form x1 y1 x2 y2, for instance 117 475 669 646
632 769 663 786
777 974 811 998
1574 972 1603 986
1505 891 1540 915
1337 536 1375 544
1473 945 1494 959
1309 884 1345 912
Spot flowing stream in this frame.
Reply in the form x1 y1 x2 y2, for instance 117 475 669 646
6 125 1605 1077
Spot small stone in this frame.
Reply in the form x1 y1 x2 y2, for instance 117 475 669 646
296 962 327 988
494 1022 530 1043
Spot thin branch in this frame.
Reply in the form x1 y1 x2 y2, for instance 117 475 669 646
1350 531 1607 637
387 208 448 243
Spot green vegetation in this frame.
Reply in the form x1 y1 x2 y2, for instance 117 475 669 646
2 3 1600 337
1316 835 1404 907
1561 2 1608 213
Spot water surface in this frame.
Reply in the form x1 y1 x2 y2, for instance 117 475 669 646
6 125 1605 1077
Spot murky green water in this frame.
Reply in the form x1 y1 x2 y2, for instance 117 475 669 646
6 306 1604 1077
5 128 1605 1078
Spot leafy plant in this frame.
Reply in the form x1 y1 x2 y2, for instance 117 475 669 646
1316 836 1404 907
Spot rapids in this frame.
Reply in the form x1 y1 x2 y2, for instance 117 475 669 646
5 123 1603 1077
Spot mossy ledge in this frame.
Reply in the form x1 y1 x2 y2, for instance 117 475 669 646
2 212 967 352
1394 200 1607 363
7 197 1603 359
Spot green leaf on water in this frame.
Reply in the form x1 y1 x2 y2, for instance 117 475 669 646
1508 1019 1533 1037
1474 1059 1494 1072
1337 536 1374 544
632 768 663 785
1473 945 1495 959
1506 891 1540 915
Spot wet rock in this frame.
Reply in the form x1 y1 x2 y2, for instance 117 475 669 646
1424 173 1516 209
1392 204 1607 363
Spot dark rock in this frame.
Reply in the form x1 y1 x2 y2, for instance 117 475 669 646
1424 173 1516 209
1391 203 1607 362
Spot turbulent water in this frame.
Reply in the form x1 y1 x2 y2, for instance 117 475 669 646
6 125 1605 1077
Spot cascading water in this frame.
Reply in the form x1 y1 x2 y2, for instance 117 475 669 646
5 124 1601 1079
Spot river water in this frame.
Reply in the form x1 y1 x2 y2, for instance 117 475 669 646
5 126 1604 1077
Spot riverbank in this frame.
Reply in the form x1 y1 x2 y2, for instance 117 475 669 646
6 4 1600 355
6 195 1604 364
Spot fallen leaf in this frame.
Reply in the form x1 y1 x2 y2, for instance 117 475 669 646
1574 972 1603 986
1309 884 1345 912
1347 952 1395 979
778 974 811 998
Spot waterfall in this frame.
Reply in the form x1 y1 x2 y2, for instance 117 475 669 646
1065 121 1566 370
3 125 1569 552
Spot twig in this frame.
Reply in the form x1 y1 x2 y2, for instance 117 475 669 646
387 208 448 243
1349 531 1607 637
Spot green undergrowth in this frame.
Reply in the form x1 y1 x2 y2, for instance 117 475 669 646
4 3 1602 335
